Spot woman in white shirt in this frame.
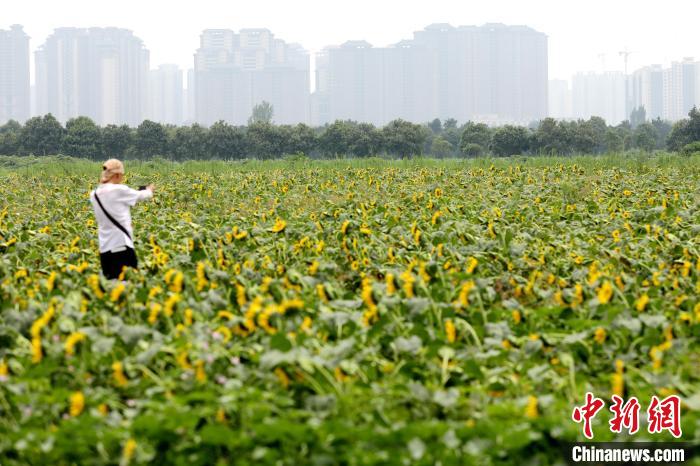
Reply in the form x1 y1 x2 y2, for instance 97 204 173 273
89 159 154 279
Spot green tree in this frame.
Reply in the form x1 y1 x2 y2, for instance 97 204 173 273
630 106 647 128
287 123 318 156
382 119 429 158
680 141 700 156
615 121 633 152
430 136 453 158
650 118 672 149
490 125 530 156
247 122 285 159
352 123 382 157
319 120 358 157
0 120 22 155
583 117 608 153
567 120 597 154
443 118 458 130
248 101 274 125
102 124 133 159
441 126 462 150
206 121 246 159
0 119 21 135
428 118 442 134
532 118 571 155
21 114 64 156
605 128 624 153
633 123 658 152
62 116 102 159
667 108 700 151
459 122 492 156
135 120 168 158
462 143 485 157
172 124 208 160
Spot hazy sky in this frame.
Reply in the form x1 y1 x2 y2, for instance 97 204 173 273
6 0 700 85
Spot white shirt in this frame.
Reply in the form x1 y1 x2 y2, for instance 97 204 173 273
89 183 153 253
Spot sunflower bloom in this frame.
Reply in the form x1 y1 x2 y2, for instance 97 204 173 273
594 327 606 344
195 360 207 383
122 439 137 462
112 361 128 387
400 270 415 298
635 294 649 312
216 326 232 342
611 359 624 397
64 332 86 356
147 303 162 324
69 391 85 417
275 367 290 388
597 281 613 304
525 395 539 419
457 281 475 308
466 257 478 274
163 294 181 317
572 284 584 307
195 262 209 291
87 274 104 299
270 218 287 233
512 310 522 324
167 270 184 293
385 273 396 295
45 271 57 292
316 283 328 303
445 319 456 343
31 337 43 363
110 282 126 302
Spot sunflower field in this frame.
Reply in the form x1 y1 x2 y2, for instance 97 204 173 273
0 155 699 465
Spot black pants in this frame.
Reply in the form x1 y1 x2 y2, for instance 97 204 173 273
100 247 138 280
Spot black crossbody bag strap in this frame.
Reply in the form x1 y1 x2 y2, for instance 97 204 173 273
94 191 132 241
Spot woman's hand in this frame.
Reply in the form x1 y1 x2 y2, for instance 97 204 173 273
147 184 155 193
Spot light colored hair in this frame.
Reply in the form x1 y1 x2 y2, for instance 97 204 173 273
100 159 124 183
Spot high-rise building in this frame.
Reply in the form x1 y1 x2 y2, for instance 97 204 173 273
630 65 664 120
315 23 548 126
35 27 149 126
0 24 30 124
184 68 195 123
310 48 331 126
324 40 384 125
548 79 572 120
194 28 309 126
421 23 548 124
571 72 626 124
662 58 696 121
147 64 183 125
383 40 437 124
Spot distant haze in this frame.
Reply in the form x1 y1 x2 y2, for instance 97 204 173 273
6 0 700 84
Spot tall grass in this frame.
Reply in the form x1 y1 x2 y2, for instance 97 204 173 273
2 152 700 177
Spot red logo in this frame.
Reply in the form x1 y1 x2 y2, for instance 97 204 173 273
647 395 682 438
572 392 605 439
609 395 641 435
572 394 682 439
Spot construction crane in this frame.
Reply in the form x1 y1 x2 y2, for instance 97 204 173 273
619 48 635 76
619 48 636 120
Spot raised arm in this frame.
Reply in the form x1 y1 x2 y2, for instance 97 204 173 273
118 185 154 206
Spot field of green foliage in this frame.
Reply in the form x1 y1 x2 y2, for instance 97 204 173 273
0 155 699 465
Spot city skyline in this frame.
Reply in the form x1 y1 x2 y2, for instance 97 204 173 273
2 20 700 127
5 0 700 84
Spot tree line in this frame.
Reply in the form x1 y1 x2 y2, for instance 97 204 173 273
1 107 700 160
